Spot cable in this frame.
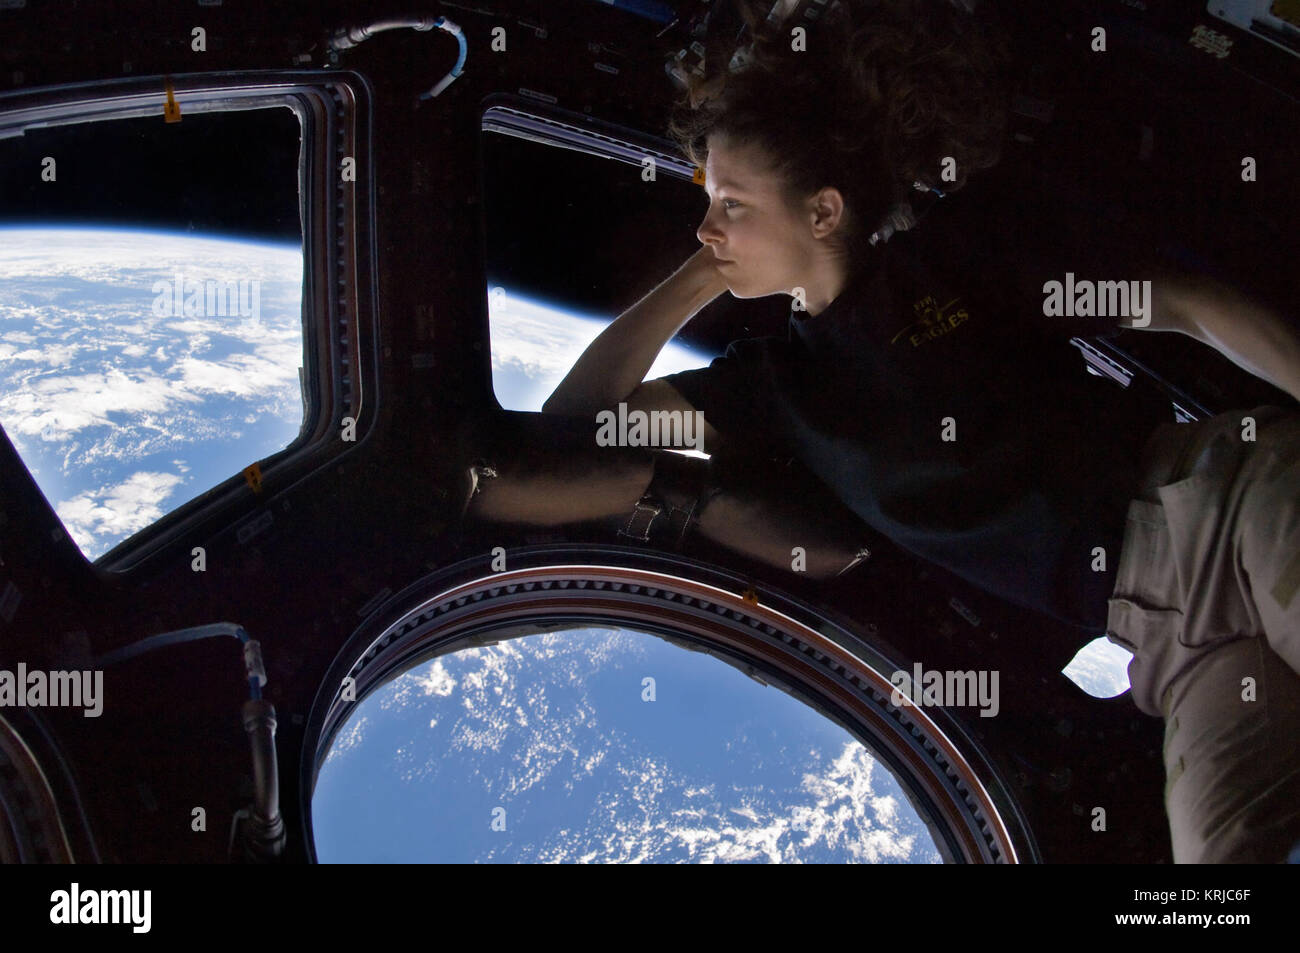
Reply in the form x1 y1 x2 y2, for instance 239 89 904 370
327 17 439 52
93 622 278 859
94 622 248 668
323 15 467 100
417 18 468 100
95 622 267 703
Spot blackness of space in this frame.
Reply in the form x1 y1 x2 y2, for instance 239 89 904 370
0 107 302 244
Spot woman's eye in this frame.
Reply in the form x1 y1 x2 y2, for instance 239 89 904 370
722 199 740 210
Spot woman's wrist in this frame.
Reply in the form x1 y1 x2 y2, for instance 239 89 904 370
679 247 729 307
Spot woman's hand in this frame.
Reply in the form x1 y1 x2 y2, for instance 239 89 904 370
542 245 730 417
682 245 732 302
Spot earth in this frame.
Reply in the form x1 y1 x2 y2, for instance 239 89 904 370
314 627 946 863
0 226 305 560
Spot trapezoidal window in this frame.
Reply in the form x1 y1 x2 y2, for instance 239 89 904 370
0 106 303 561
0 72 377 571
478 101 793 427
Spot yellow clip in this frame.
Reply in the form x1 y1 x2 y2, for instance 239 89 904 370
243 462 263 494
741 585 758 606
692 166 706 185
164 78 181 123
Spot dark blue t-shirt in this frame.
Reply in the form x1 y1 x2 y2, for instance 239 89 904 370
661 213 1171 633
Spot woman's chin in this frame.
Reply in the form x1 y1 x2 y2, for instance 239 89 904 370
726 281 775 300
725 275 754 297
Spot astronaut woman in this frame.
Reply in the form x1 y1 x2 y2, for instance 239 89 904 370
505 0 1300 861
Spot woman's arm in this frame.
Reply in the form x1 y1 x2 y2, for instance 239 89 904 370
469 461 872 580
542 247 729 416
694 484 874 580
464 438 655 527
463 429 870 579
1128 272 1300 403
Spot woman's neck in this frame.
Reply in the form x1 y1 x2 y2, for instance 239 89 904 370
800 251 874 318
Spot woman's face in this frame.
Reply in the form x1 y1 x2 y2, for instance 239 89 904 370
695 135 846 302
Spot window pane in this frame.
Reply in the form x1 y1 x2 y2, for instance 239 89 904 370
486 284 712 413
481 131 721 414
314 626 943 863
1062 635 1132 698
0 108 304 560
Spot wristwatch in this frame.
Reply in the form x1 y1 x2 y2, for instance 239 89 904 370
617 451 717 551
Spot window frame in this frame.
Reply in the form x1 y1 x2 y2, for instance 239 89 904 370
0 69 380 576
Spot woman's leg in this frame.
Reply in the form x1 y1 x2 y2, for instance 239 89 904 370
1160 637 1300 863
1235 412 1300 670
1108 406 1300 862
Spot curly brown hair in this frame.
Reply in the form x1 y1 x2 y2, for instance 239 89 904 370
667 0 1012 269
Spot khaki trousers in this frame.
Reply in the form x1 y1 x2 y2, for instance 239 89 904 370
1106 405 1300 863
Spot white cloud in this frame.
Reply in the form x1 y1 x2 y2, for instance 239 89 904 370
421 661 457 696
10 343 80 367
2 368 197 443
323 715 369 766
56 470 187 550
174 354 292 398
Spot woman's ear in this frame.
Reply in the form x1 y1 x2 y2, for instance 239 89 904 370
809 187 846 237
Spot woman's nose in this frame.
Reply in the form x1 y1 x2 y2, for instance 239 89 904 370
696 210 722 246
